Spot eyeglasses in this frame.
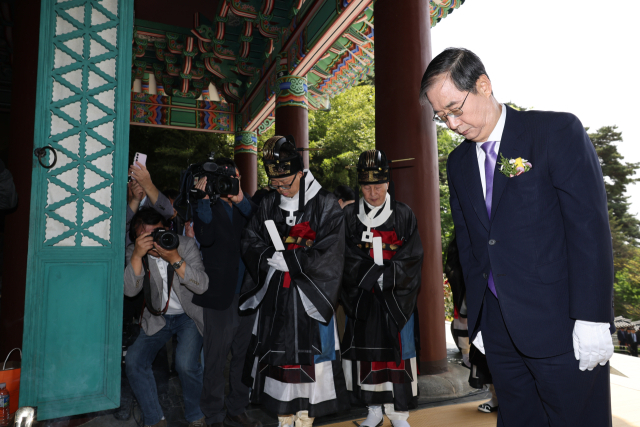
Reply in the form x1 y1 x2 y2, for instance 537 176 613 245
432 91 470 123
269 174 298 190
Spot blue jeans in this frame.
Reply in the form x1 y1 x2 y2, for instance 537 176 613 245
126 313 204 425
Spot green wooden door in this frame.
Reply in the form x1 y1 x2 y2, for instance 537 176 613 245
20 0 133 420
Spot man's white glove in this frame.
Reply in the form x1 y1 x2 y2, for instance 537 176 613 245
572 320 614 371
267 251 289 272
473 331 485 355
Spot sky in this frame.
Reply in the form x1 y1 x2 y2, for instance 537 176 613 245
430 0 640 215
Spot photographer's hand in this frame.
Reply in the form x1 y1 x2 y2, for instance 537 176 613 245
131 232 154 275
185 221 195 238
228 173 244 204
194 177 209 200
228 186 244 204
153 244 186 278
128 181 146 212
130 162 160 205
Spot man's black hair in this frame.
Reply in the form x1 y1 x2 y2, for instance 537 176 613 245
333 185 355 202
419 48 489 106
128 208 169 245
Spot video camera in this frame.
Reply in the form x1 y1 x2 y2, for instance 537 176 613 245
173 153 239 221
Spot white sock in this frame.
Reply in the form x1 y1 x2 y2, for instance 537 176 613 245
462 353 470 367
360 406 383 427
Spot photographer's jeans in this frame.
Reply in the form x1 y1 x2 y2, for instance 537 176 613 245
126 313 204 425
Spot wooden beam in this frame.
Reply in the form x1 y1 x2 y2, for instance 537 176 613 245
238 0 327 114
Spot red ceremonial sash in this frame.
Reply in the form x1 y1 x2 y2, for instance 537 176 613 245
368 229 403 260
282 221 316 288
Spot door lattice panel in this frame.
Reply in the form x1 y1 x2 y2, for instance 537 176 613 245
45 0 119 246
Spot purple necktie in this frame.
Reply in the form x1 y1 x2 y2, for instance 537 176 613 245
481 141 498 298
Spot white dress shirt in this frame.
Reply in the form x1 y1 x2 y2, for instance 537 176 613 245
148 254 184 315
475 104 507 200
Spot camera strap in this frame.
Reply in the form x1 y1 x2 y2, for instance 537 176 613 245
141 256 175 316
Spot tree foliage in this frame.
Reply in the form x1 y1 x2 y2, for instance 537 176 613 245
588 126 640 244
128 125 233 192
307 85 376 191
437 125 463 257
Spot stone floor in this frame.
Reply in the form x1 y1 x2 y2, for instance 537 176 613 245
48 344 481 427
33 323 488 427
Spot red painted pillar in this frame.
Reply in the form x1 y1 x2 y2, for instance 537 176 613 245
275 75 309 168
375 1 447 374
234 132 258 197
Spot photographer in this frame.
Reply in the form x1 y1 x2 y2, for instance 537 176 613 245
126 162 174 246
191 158 260 427
124 208 208 427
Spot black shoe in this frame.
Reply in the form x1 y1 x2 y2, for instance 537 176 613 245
225 413 262 427
113 396 133 421
208 423 224 427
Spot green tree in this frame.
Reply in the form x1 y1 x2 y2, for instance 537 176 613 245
614 246 640 319
128 126 233 192
588 126 640 245
307 85 376 191
437 125 463 256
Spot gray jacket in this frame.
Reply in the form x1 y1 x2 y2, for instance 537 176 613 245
124 235 209 336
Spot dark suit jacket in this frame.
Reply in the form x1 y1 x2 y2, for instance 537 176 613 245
446 106 614 358
192 197 257 310
618 330 627 346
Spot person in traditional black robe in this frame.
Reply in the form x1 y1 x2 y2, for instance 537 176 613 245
239 135 349 427
340 150 423 427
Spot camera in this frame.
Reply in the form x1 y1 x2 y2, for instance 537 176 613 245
190 161 240 198
150 228 180 250
173 153 240 221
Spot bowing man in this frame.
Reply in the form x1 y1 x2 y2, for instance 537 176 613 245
420 48 614 426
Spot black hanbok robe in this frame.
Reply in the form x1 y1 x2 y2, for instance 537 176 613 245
239 178 349 417
340 198 423 411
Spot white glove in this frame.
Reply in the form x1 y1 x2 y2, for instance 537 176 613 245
267 251 289 272
473 331 485 355
572 320 614 371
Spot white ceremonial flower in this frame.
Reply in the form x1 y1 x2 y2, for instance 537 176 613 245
500 165 504 170
523 159 529 162
509 159 515 164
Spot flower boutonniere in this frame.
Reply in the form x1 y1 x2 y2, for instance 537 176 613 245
498 154 532 177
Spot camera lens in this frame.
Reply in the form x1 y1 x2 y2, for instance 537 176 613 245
161 234 175 247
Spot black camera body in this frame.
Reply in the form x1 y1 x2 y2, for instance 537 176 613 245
173 154 240 222
150 228 180 250
189 161 239 198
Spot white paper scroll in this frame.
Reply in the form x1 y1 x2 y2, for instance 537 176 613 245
265 220 285 251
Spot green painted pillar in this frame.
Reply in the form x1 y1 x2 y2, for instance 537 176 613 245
235 131 258 196
275 75 309 168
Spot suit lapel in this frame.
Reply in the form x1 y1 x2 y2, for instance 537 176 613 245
461 142 490 231
490 107 527 220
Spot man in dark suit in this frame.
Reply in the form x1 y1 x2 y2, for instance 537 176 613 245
419 48 614 426
627 327 638 357
617 328 628 348
192 158 260 427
